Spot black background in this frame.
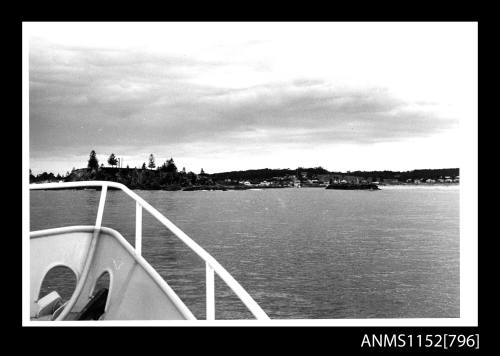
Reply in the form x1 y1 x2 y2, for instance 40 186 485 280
8 5 485 354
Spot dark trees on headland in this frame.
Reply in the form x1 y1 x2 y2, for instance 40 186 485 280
88 150 99 171
58 152 206 190
108 153 118 168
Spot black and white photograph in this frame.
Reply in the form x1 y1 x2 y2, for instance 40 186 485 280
23 22 478 327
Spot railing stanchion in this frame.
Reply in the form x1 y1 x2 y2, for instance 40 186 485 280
95 185 107 229
206 262 215 320
135 202 142 256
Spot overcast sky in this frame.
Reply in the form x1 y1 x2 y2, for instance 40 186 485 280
27 22 477 175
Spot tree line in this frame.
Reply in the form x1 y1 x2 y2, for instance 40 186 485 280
73 150 210 189
30 149 459 187
347 168 459 181
87 150 183 171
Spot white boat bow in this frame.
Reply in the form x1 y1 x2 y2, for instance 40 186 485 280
30 181 270 321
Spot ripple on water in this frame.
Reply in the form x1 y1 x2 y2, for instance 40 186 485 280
30 187 459 319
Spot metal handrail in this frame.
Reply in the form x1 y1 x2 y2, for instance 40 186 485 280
30 181 270 320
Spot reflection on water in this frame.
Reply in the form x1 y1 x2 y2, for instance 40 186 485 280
30 186 459 319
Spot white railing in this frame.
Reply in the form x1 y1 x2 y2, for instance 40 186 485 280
30 181 270 320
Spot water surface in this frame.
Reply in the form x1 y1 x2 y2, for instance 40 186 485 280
31 185 460 319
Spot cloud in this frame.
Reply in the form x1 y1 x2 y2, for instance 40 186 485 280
29 38 458 162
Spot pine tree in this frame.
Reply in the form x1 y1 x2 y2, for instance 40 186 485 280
108 153 118 168
88 150 99 170
164 158 177 173
148 154 156 170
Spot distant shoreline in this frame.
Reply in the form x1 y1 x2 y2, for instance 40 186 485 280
30 166 459 191
34 182 459 192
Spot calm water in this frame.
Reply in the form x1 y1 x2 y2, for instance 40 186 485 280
30 185 459 319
